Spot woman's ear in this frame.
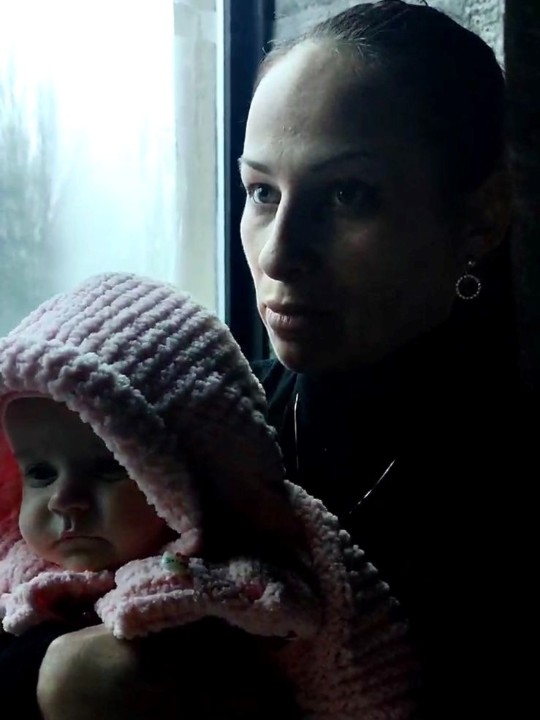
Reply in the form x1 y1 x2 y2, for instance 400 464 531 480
457 169 514 265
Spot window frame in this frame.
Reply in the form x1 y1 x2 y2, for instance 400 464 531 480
222 0 274 361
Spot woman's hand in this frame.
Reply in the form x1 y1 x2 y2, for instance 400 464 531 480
37 624 183 720
36 619 300 720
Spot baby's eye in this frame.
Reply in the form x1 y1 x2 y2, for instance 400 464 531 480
93 457 128 482
24 462 57 487
245 183 281 206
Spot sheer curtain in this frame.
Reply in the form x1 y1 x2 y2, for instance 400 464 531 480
174 0 220 313
0 0 220 335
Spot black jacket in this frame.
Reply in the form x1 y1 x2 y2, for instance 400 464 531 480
253 317 535 719
0 623 74 719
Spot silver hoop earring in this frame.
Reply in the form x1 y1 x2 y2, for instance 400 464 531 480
456 260 482 301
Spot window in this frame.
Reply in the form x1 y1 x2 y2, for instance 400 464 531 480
0 0 221 334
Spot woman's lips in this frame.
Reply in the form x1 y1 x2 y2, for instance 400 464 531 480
264 304 327 336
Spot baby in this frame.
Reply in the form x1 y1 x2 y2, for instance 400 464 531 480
0 272 416 719
5 396 175 574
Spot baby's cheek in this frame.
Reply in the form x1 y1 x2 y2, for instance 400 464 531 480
111 486 172 560
18 497 51 552
18 496 38 539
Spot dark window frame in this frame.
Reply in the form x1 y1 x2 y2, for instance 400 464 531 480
222 0 274 361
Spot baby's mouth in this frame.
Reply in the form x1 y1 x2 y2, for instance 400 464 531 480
55 531 102 545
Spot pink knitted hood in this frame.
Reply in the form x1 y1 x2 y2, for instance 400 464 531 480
0 273 417 719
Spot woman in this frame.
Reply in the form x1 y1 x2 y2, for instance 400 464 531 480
241 1 533 718
34 2 532 718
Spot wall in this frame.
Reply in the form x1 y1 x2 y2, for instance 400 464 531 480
274 0 504 63
505 0 540 388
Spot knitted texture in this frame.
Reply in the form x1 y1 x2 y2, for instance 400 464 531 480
0 272 418 719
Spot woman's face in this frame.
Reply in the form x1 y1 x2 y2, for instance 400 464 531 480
240 42 467 374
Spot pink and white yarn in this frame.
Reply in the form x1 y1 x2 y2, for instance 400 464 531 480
0 273 418 719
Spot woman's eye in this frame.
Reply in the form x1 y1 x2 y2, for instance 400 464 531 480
328 180 376 211
24 463 57 487
245 183 280 206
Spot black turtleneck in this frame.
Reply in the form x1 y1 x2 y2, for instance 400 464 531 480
252 307 533 720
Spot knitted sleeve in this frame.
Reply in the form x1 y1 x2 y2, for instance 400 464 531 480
95 481 418 720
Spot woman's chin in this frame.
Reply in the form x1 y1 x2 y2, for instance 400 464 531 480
270 336 334 375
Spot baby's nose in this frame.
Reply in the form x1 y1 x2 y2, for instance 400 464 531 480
48 474 92 515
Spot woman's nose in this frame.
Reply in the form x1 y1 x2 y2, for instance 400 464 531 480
258 200 320 281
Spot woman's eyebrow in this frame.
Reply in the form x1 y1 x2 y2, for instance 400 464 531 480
238 156 271 173
238 149 376 175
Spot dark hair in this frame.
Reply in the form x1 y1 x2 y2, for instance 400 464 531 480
257 0 507 196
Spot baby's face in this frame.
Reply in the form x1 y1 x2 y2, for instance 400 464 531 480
4 397 171 572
